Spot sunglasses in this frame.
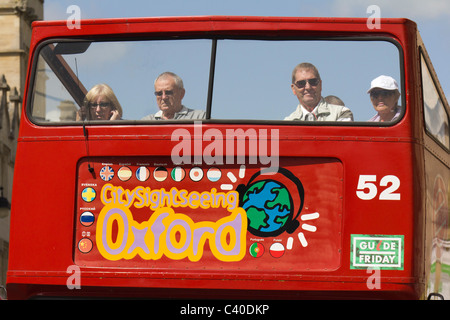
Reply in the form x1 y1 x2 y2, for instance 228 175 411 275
370 90 395 99
154 90 174 97
89 102 111 109
294 78 320 88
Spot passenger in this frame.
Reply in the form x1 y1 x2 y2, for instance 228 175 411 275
324 95 345 106
367 75 401 122
142 72 205 120
285 62 353 121
79 84 122 121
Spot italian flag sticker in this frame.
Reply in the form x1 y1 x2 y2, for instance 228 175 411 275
171 167 185 182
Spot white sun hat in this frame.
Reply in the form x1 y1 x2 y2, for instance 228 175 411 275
367 75 399 93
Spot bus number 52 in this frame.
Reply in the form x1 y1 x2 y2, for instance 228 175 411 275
356 175 401 200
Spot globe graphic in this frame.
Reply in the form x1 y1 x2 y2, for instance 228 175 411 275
241 180 293 237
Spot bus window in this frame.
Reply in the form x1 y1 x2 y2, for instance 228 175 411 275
211 39 402 123
29 38 402 125
421 54 450 150
30 39 211 122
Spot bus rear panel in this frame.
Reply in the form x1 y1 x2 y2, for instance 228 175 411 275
6 16 450 299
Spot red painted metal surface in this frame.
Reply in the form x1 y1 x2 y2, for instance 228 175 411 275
5 16 449 299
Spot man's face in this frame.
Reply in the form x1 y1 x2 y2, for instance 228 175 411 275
154 76 185 119
291 68 322 111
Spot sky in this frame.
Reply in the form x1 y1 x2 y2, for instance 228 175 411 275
41 0 450 120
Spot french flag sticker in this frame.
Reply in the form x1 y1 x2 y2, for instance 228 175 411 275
136 166 150 182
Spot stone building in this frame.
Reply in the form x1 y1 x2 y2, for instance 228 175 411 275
0 0 43 290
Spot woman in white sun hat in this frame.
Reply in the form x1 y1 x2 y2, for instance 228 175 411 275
367 75 401 122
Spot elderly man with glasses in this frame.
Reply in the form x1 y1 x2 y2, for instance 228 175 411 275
285 62 353 122
142 72 205 120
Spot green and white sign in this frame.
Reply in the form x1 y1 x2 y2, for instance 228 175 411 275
350 234 404 270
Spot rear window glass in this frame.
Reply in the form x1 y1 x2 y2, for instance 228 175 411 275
30 38 402 125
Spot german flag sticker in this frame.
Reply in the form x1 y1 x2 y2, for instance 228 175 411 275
154 167 168 182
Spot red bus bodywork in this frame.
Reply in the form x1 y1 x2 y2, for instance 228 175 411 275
6 16 450 299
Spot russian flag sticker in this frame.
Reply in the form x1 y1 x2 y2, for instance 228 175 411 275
80 211 95 227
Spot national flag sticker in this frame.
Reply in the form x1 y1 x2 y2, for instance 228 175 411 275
118 166 132 181
81 187 96 203
350 234 404 270
80 211 95 227
207 167 222 182
100 165 114 181
154 167 168 182
249 242 265 258
269 243 285 258
171 167 186 182
78 238 93 254
189 167 203 182
136 166 150 182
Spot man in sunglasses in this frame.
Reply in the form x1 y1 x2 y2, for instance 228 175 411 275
142 72 205 120
285 62 353 121
367 75 401 122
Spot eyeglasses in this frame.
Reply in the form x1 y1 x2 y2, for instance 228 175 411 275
294 78 320 89
154 90 174 97
370 90 395 99
89 102 111 109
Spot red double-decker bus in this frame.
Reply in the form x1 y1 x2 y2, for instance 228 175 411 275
6 16 450 299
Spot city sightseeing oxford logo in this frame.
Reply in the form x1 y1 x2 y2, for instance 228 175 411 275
170 122 315 242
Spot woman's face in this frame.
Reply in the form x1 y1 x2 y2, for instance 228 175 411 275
89 95 113 120
370 89 400 116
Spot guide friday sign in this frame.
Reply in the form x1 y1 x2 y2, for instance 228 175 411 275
350 234 404 270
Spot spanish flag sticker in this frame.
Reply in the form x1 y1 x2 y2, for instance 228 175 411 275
118 166 132 181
